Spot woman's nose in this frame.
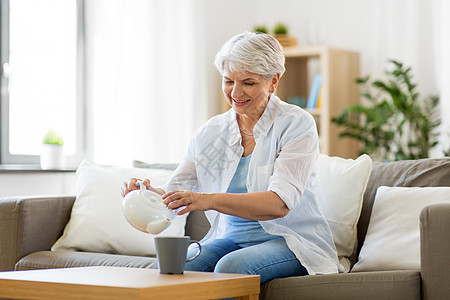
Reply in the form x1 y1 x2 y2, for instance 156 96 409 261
231 83 243 98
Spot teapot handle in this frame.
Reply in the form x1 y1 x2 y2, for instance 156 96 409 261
136 180 166 206
135 180 147 191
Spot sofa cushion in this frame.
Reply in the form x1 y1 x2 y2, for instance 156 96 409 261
315 154 372 271
260 270 420 300
51 160 188 257
15 250 158 271
353 186 450 272
185 210 210 241
358 158 450 256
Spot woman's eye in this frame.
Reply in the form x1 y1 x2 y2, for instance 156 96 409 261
245 82 255 86
224 81 234 85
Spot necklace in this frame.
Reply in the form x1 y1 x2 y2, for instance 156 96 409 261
239 127 253 136
237 114 254 136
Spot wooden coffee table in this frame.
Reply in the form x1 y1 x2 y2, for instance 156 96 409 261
0 266 260 299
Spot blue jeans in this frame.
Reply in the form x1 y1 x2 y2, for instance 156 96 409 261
185 238 308 283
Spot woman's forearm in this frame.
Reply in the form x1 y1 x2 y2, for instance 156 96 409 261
208 191 289 220
163 190 289 220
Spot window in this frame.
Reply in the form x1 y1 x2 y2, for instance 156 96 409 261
0 0 85 167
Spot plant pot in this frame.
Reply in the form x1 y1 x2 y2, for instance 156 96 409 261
273 34 297 47
40 144 64 170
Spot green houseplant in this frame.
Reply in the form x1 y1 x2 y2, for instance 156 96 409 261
272 22 296 47
253 25 268 34
273 23 288 35
41 130 65 169
42 130 64 145
332 60 440 161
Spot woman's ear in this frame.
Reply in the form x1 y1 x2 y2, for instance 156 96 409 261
270 73 281 93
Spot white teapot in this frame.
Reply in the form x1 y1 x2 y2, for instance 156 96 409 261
122 181 175 235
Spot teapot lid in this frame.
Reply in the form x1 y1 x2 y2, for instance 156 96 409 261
135 181 167 209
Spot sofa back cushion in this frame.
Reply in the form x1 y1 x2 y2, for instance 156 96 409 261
357 157 450 255
185 210 210 241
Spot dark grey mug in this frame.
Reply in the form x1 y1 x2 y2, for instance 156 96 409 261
154 236 202 274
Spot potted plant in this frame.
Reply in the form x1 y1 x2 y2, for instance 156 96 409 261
274 22 288 35
41 130 65 169
253 25 268 34
332 60 440 161
272 22 297 47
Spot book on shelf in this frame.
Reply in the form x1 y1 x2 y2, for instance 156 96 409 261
306 73 322 109
316 87 322 109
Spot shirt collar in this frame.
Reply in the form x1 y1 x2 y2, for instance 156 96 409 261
228 109 241 147
253 94 278 138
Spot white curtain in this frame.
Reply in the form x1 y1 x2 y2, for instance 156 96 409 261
370 0 450 156
84 0 206 166
435 0 450 154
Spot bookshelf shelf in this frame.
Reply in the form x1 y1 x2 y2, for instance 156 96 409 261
277 46 360 159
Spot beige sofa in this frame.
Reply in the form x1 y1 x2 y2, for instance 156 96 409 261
1 158 449 299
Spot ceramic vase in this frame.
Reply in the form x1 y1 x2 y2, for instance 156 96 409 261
40 144 64 170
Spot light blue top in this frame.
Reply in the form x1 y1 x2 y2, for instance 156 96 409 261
223 154 280 247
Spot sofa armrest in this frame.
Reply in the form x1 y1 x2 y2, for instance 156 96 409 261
0 195 75 271
420 203 450 300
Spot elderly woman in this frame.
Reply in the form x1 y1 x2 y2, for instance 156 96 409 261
122 31 340 283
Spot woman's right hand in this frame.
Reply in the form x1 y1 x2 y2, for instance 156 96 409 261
121 178 150 198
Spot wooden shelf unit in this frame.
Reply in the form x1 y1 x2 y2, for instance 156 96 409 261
278 46 360 159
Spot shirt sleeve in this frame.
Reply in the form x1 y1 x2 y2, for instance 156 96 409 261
268 111 319 210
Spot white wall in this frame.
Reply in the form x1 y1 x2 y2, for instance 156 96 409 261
0 172 76 199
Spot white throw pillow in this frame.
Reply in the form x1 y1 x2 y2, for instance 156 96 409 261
315 154 372 271
352 186 450 272
52 160 187 256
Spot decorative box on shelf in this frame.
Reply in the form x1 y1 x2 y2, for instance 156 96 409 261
274 34 297 47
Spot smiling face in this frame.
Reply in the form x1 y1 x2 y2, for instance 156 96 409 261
222 66 280 119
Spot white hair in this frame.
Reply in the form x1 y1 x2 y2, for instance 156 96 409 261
214 31 285 79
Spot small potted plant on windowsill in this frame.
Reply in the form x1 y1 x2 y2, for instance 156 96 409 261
41 130 65 170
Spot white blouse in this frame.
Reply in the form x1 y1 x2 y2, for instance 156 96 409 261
163 95 341 275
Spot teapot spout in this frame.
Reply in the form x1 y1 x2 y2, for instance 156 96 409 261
146 218 171 235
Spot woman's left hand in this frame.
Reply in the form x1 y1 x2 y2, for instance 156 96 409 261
162 191 210 215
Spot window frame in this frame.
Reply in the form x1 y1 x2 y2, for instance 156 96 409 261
0 0 86 168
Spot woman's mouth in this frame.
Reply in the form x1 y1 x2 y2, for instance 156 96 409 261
233 99 250 106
